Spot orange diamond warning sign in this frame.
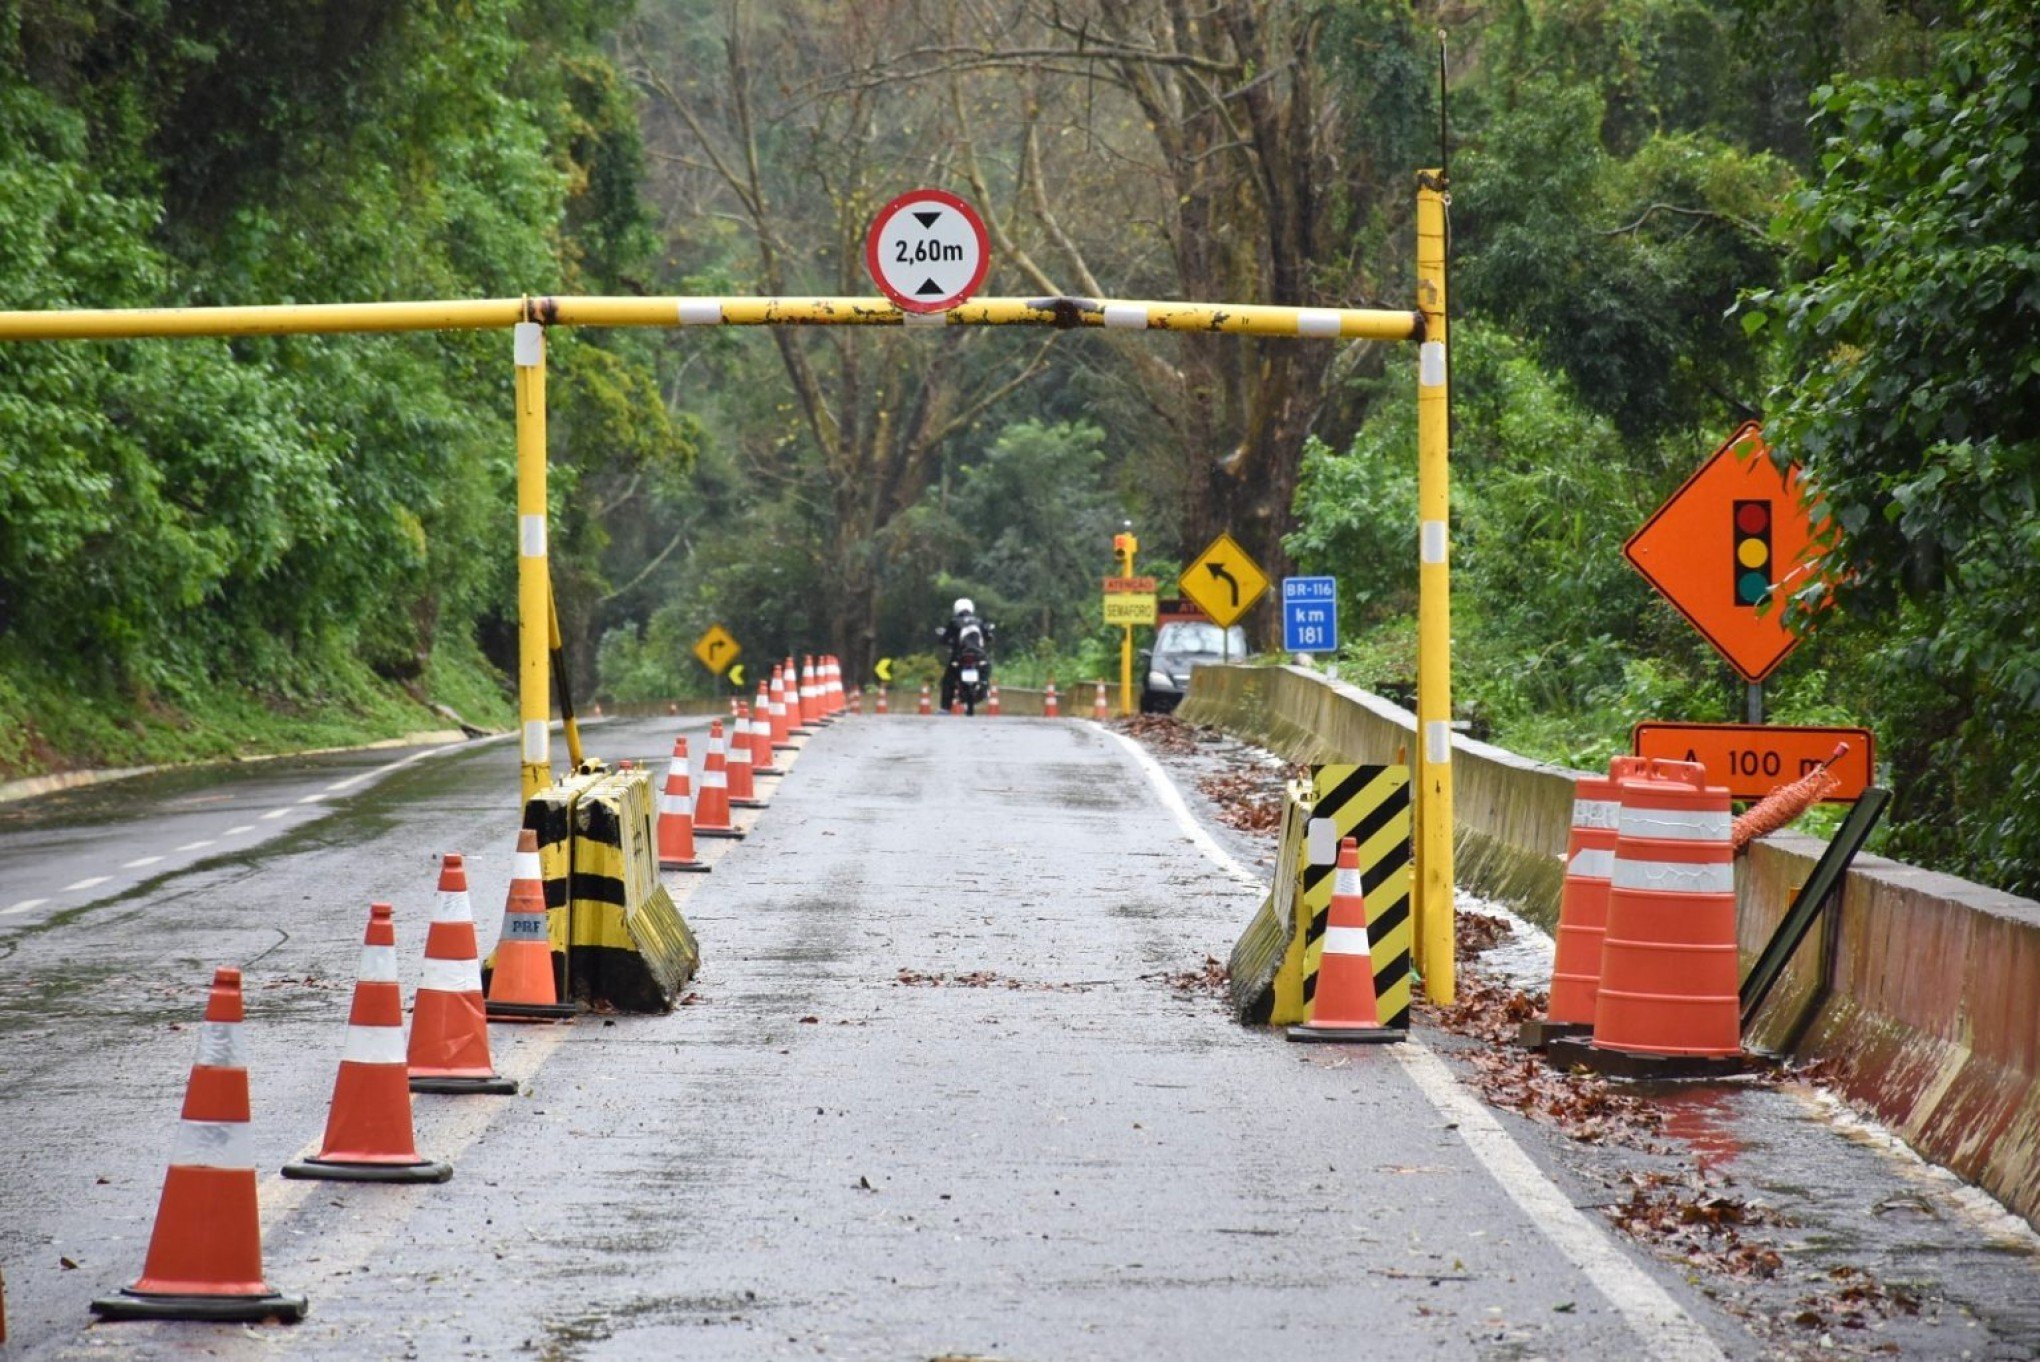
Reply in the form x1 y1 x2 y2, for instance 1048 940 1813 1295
1624 422 1829 683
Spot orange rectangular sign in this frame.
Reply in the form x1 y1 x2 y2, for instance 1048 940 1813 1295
1103 576 1158 594
1632 722 1874 802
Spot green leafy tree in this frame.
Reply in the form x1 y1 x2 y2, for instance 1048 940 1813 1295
1753 2 2040 891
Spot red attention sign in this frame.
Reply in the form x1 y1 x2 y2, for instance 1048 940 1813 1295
1624 422 1827 682
1633 722 1874 803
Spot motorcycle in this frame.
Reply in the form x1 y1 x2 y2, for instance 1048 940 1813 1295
940 620 993 716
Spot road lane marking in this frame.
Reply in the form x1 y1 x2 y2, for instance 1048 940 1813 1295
122 855 164 868
224 825 253 835
296 793 326 804
176 840 215 851
2 899 47 916
63 875 111 891
1111 725 1726 1362
259 807 293 820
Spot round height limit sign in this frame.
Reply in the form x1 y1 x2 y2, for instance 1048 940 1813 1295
865 189 990 314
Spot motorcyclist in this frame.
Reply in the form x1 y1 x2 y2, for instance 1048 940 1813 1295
935 597 995 711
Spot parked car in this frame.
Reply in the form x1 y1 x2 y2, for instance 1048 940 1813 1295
1140 620 1249 713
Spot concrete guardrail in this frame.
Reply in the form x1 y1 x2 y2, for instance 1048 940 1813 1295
1177 663 2040 1232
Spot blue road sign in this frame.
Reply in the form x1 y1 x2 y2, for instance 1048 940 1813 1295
1282 576 1338 653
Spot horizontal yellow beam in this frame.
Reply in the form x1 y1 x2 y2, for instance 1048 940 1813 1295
0 295 1421 343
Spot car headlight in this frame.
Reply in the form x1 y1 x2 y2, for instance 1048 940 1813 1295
1148 670 1174 689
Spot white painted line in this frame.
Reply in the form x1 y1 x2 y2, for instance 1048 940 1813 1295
63 876 111 891
122 856 164 869
1114 724 1725 1362
296 793 327 804
224 825 253 835
176 840 215 852
1393 1043 1726 1361
2 899 48 916
1105 730 1261 890
259 808 292 821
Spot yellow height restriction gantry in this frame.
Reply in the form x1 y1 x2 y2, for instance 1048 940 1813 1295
0 175 1456 1002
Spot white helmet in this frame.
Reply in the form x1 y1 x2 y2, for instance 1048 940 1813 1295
953 597 974 616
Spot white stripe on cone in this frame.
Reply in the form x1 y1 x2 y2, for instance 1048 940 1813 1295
341 1024 408 1065
358 944 398 983
1322 924 1374 957
420 957 483 994
1611 859 1734 894
1570 848 1617 879
433 888 472 924
168 1118 256 1169
513 850 543 880
1618 808 1732 842
194 1021 246 1068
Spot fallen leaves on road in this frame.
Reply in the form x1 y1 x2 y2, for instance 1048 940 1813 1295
1607 1171 1785 1280
1455 907 1511 959
1157 955 1228 996
1465 1048 1668 1150
1113 714 1203 752
1195 769 1285 834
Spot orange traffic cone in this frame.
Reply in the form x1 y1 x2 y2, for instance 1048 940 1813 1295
485 830 578 1019
695 720 745 839
92 968 308 1323
284 904 453 1182
729 704 768 809
828 656 845 713
752 681 785 775
1520 763 1629 1049
768 667 795 750
408 854 516 1095
1044 681 1060 718
849 688 863 715
918 684 932 715
987 685 1001 717
656 739 709 873
876 687 889 715
1287 839 1402 1043
796 656 819 730
1093 683 1109 720
1584 760 1742 1062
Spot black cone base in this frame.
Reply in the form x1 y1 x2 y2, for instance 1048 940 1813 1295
1545 1037 1749 1079
93 1287 308 1324
694 826 745 840
282 1156 453 1184
409 1073 518 1095
731 797 770 809
1285 1023 1404 1044
1517 1019 1593 1051
484 999 579 1022
660 858 712 874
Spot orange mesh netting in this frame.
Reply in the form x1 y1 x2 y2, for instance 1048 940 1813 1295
1731 743 1848 852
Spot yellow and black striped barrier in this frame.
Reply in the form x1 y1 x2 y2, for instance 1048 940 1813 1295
567 769 699 1012
1227 763 1412 1030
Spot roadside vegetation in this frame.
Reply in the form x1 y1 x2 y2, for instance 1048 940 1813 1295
1 2 2031 894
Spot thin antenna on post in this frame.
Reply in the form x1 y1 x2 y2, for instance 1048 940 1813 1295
1438 31 1450 183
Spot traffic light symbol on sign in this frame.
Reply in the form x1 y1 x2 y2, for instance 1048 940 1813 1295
1733 499 1771 607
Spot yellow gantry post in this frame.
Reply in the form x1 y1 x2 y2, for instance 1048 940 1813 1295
1414 171 1456 1006
546 582 584 772
1115 529 1139 717
513 319 552 805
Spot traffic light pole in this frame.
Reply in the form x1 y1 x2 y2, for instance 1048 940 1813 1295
1116 531 1138 717
1414 170 1456 1006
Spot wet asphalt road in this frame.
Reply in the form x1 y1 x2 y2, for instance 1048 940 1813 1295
1 714 2037 1360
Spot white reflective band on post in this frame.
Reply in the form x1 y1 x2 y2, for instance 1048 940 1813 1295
702 769 727 789
1426 720 1452 766
435 889 472 924
1619 807 1732 842
1570 848 1617 879
1322 925 1374 957
1305 817 1338 866
513 321 543 368
523 721 549 764
169 1119 254 1170
903 309 949 327
676 298 723 325
1334 864 1364 899
421 956 482 994
357 943 398 982
1612 858 1735 894
1103 304 1149 330
659 792 692 816
194 1020 246 1069
341 1023 408 1065
1574 798 1622 830
1296 308 1343 338
513 850 543 880
1420 339 1446 388
503 913 548 942
1421 519 1448 565
520 514 547 558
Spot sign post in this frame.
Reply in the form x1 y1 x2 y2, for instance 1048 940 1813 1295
1281 576 1338 657
1109 529 1143 716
